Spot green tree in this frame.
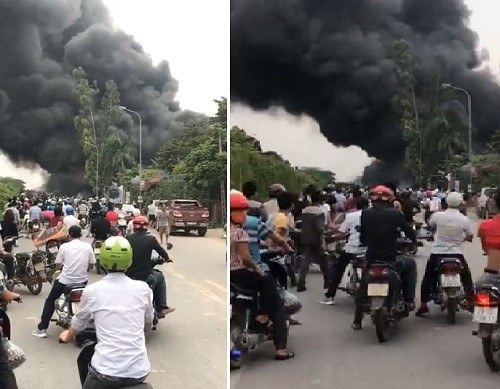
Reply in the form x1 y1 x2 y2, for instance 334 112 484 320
0 177 25 209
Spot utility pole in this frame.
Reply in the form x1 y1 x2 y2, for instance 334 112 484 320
219 130 226 224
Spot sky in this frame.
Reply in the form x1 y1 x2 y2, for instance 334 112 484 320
1 0 228 189
230 0 500 182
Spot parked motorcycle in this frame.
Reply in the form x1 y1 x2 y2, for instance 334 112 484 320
362 261 410 343
2 236 46 295
472 284 500 371
430 256 465 324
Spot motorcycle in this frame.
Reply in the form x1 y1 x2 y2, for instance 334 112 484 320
362 260 410 343
116 217 128 237
92 239 104 275
472 284 500 371
430 256 465 324
337 252 366 297
3 236 46 295
79 215 88 229
149 249 173 330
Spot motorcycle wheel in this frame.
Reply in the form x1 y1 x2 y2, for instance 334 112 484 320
27 274 43 295
95 260 102 275
482 336 500 372
446 298 457 325
374 309 390 343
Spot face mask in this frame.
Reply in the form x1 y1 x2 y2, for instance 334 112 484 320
231 210 247 225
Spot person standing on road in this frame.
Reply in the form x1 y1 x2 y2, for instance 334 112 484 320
0 210 18 280
58 236 153 388
0 281 21 389
156 203 170 246
297 189 327 292
32 225 95 338
147 201 156 228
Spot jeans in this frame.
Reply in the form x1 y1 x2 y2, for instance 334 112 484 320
83 365 148 389
271 292 288 349
0 253 14 280
420 254 474 303
298 243 326 288
230 269 276 316
266 261 288 289
354 255 417 324
148 270 167 311
325 252 354 298
38 279 66 330
0 339 17 389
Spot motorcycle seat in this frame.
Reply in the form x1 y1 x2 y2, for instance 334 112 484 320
63 284 86 294
230 282 256 296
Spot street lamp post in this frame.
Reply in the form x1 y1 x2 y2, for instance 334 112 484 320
118 106 142 197
441 83 472 192
406 127 422 188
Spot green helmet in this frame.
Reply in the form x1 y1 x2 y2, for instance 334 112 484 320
100 237 133 272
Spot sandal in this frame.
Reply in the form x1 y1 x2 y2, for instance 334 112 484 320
274 351 295 361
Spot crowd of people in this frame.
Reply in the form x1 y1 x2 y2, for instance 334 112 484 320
230 180 500 355
0 192 176 388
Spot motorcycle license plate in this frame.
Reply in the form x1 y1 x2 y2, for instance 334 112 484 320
48 246 59 254
356 268 363 279
94 248 100 254
367 283 389 297
440 274 461 288
34 262 45 272
473 307 498 324
71 303 79 314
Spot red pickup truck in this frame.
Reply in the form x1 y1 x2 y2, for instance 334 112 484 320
166 199 210 236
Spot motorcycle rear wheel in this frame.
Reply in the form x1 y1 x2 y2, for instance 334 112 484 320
446 298 457 325
374 309 390 343
482 336 500 372
27 274 43 295
95 259 102 275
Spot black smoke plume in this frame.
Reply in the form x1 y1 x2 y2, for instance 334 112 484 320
231 0 500 185
0 0 197 192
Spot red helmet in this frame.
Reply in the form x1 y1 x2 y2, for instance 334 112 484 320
132 215 149 230
230 191 249 210
370 185 394 202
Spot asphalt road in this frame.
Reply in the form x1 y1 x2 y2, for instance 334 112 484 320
8 228 226 389
230 212 500 389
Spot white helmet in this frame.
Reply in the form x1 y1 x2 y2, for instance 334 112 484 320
446 192 462 208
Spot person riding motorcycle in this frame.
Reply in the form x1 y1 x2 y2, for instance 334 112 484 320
415 192 475 316
58 236 154 388
263 183 286 226
321 197 369 305
352 185 417 330
476 189 500 290
242 181 268 222
77 202 89 221
229 191 294 360
126 216 175 318
126 209 141 236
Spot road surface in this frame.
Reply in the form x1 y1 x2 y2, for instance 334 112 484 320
230 212 500 389
8 228 226 389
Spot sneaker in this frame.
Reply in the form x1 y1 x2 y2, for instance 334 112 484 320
319 297 336 306
31 329 47 338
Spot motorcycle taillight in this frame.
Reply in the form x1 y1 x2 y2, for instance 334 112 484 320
368 266 388 277
441 263 461 274
476 293 498 307
69 289 84 302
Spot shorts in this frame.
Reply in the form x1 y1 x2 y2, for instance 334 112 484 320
158 225 170 235
148 214 156 222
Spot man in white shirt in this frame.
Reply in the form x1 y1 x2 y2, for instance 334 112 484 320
58 236 152 388
321 197 368 305
416 192 475 316
147 201 157 228
32 225 95 338
63 206 80 230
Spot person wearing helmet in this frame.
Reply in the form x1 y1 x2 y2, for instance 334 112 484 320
242 181 268 222
415 191 475 316
263 183 286 219
90 210 111 242
106 204 118 228
58 237 153 388
352 185 417 330
126 216 175 318
63 206 80 230
230 191 294 360
32 225 95 338
400 191 421 224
